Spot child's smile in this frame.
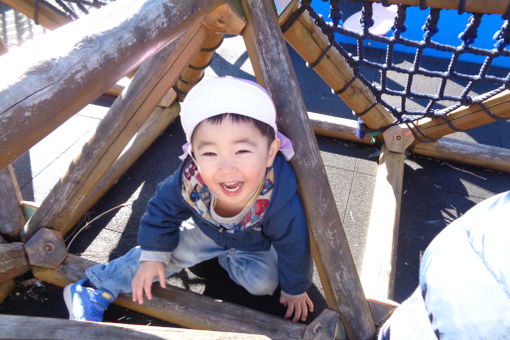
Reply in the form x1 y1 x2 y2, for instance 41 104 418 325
191 116 279 217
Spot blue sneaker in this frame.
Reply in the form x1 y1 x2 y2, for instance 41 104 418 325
63 278 114 321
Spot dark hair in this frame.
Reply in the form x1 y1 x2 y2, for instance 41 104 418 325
192 113 275 145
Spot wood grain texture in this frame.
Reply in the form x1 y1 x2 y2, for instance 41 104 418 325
0 315 272 340
0 165 25 239
241 0 375 338
0 242 29 282
21 24 209 241
361 145 405 300
0 0 225 170
33 255 306 339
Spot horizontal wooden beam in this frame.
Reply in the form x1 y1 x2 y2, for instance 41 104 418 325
0 315 272 340
0 0 71 30
22 24 209 241
33 255 307 339
241 1 375 339
0 0 225 171
365 0 510 15
0 165 25 240
309 112 510 174
0 279 16 304
361 145 405 300
59 103 180 235
0 242 30 282
412 90 510 141
282 7 394 130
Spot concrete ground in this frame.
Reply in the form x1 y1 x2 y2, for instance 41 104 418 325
2 0 510 331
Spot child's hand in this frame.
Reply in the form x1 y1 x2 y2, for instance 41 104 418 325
131 261 166 304
279 292 314 322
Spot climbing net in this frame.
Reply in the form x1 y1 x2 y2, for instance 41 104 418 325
34 0 115 21
287 0 510 137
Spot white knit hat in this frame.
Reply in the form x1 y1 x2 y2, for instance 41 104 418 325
179 77 294 161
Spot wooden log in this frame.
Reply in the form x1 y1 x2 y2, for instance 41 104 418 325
308 112 373 144
24 228 68 269
411 90 510 141
0 315 272 340
365 0 510 15
0 242 30 283
33 255 307 339
200 1 246 35
59 103 180 234
0 0 226 171
0 165 25 240
241 1 376 339
0 279 16 304
0 38 7 55
22 24 209 241
282 7 394 130
0 0 71 30
361 145 405 300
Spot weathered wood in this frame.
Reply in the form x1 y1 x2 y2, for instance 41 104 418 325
22 25 209 241
0 0 226 171
383 125 415 153
0 279 16 303
282 7 394 130
33 255 307 339
0 38 7 55
241 1 376 339
201 1 246 35
0 315 272 340
0 165 25 239
361 145 405 300
0 242 29 282
0 0 71 30
60 103 180 234
175 31 225 101
367 299 399 327
308 112 373 144
24 228 68 269
365 0 510 15
412 90 510 140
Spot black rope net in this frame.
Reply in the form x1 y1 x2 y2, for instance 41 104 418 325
289 0 510 140
34 0 116 21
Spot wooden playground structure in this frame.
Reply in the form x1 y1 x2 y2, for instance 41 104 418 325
1 0 509 338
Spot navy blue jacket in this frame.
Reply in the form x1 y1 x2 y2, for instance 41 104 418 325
137 153 312 295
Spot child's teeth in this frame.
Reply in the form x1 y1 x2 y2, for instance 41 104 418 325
223 182 241 192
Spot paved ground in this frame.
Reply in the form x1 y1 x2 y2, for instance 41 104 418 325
2 0 510 331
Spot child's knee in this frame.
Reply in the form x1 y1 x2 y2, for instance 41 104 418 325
243 274 278 296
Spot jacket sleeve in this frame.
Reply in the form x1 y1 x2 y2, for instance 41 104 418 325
264 194 313 295
137 170 192 252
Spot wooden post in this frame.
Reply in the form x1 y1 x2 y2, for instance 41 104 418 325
0 242 30 283
282 7 394 130
0 280 16 304
241 0 376 339
22 24 210 241
411 90 510 141
57 103 180 234
0 0 226 171
0 165 25 240
0 0 72 30
0 314 274 340
363 0 509 15
361 145 405 300
33 255 308 339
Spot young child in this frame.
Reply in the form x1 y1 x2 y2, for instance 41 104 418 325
64 77 314 323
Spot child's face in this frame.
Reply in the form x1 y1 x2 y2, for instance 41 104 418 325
192 116 280 216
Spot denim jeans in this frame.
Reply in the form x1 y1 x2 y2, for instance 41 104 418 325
86 219 279 298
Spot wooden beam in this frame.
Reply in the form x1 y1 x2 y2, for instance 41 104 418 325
59 103 180 234
0 0 226 171
0 242 30 283
0 279 16 304
282 7 394 130
0 165 25 240
33 255 307 339
411 90 510 141
0 38 7 55
364 0 510 15
361 145 405 300
0 315 273 340
308 112 374 145
241 1 376 339
200 1 246 35
0 0 71 30
22 24 209 241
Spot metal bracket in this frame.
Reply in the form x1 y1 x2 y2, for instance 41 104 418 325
383 124 415 153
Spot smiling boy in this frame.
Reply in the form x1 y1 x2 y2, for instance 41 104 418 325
64 77 314 323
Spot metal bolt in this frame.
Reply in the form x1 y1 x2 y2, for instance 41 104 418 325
44 243 55 254
396 135 402 141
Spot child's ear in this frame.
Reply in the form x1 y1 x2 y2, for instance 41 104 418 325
266 138 281 168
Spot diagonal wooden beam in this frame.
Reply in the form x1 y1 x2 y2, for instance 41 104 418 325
0 165 25 240
21 24 209 241
410 90 510 141
33 255 308 339
0 0 226 171
0 0 71 29
241 0 376 339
